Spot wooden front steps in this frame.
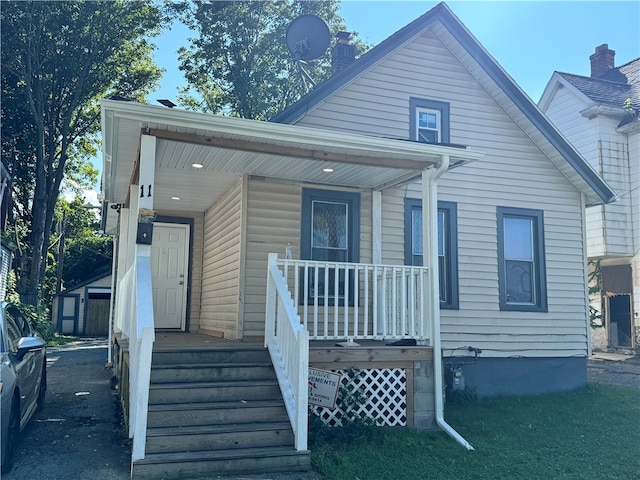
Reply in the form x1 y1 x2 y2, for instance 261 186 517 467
131 343 311 480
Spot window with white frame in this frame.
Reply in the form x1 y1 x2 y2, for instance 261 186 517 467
410 97 450 144
404 199 458 309
416 108 441 143
497 207 547 312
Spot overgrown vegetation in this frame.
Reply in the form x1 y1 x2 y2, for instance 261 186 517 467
588 259 604 329
309 369 380 448
446 386 478 405
312 384 640 479
4 272 77 345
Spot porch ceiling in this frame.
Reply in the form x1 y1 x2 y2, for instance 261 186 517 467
101 100 484 215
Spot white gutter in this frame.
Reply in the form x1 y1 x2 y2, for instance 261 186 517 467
423 155 474 451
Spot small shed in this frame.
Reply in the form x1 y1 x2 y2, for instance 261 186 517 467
52 272 112 336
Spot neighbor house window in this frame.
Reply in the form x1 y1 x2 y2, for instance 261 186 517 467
301 189 360 305
404 199 458 309
497 207 547 312
410 97 450 144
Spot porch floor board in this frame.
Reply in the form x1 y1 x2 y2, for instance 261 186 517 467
152 331 263 351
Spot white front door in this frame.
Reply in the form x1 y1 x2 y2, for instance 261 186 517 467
151 223 189 330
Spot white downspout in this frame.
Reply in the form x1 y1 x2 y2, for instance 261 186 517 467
423 156 474 451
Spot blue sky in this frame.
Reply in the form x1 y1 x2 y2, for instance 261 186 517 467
150 1 640 104
86 1 639 200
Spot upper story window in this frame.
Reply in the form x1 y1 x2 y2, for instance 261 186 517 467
497 207 547 312
410 97 450 144
417 109 441 143
404 199 459 309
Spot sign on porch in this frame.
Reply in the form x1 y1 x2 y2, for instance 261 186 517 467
308 367 342 409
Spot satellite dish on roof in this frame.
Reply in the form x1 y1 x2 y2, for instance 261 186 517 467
286 15 331 61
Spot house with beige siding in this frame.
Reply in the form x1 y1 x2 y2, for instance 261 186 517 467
101 3 615 479
539 45 639 351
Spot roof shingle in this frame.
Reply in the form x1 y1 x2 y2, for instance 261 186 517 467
558 57 640 110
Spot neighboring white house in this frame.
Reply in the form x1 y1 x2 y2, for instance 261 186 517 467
100 2 616 477
539 45 639 351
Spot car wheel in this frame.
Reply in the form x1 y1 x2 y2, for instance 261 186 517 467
1 396 19 473
36 360 46 412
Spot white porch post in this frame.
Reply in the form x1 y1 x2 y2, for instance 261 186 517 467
372 191 382 264
421 168 439 347
112 207 131 335
138 134 156 223
130 134 156 462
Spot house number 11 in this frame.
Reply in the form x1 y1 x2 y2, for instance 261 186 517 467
140 185 152 198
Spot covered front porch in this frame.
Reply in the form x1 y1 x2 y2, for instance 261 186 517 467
101 99 481 477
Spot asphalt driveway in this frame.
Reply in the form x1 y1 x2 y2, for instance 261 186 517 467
3 339 130 480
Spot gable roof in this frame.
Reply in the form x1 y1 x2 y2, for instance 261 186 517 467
54 271 111 297
546 57 640 128
271 2 616 207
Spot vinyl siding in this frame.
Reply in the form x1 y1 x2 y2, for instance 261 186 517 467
200 181 243 338
244 179 301 338
295 27 589 357
542 84 634 258
242 178 372 338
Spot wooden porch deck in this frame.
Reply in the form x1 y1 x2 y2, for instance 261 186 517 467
149 331 433 366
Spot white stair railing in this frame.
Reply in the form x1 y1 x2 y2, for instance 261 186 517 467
117 255 155 461
265 253 309 451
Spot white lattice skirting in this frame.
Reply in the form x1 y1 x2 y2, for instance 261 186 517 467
312 368 407 427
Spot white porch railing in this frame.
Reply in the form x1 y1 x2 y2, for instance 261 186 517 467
265 253 432 451
265 253 309 451
277 257 431 342
116 255 155 461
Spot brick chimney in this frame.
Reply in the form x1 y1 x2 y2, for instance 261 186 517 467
331 31 356 75
590 44 615 78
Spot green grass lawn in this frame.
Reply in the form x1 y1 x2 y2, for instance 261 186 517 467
311 384 640 480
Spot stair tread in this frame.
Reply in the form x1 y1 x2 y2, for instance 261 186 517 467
148 399 285 412
146 421 292 437
153 347 267 354
149 379 278 390
152 362 273 369
134 446 310 465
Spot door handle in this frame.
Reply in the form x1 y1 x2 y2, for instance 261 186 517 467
179 281 184 285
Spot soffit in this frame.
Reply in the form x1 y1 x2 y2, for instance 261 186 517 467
101 100 483 215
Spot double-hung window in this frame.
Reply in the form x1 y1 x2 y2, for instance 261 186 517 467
410 97 450 144
404 199 458 309
497 207 547 312
300 188 360 306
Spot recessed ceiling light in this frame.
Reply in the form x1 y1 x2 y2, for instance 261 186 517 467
192 163 204 169
171 196 181 200
323 167 334 173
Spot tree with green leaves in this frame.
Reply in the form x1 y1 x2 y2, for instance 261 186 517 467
1 0 167 305
57 198 113 292
172 0 367 120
